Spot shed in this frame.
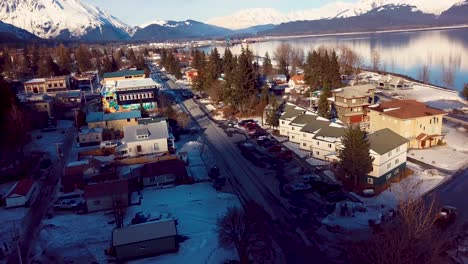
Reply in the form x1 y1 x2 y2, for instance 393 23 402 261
5 179 38 208
112 218 178 261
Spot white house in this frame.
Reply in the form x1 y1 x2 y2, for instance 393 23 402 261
287 74 308 94
311 126 346 163
279 103 306 137
5 179 39 208
366 128 409 187
298 119 337 152
287 113 318 144
115 121 173 158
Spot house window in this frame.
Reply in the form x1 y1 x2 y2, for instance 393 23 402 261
395 159 399 165
387 163 391 169
281 121 285 124
291 127 295 131
303 134 306 137
302 143 306 147
343 99 347 103
137 145 142 152
127 119 131 122
388 151 392 157
396 147 400 152
154 143 160 151
367 178 374 184
93 200 101 205
315 151 320 155
291 136 295 139
352 99 356 103
316 142 319 145
328 144 332 148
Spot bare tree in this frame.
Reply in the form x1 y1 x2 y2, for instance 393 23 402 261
371 50 381 72
338 46 363 75
274 43 292 76
419 65 431 84
175 112 191 129
290 47 305 75
207 80 224 104
8 100 29 157
218 202 274 264
345 196 452 264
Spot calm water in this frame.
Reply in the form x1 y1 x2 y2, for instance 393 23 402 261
203 28 468 91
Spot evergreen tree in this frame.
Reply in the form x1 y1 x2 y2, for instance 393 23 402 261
191 50 206 70
37 56 60 77
28 45 40 76
338 125 374 187
278 58 288 77
76 44 93 72
329 50 342 88
266 95 280 128
317 87 331 119
233 47 256 112
56 44 72 74
263 52 273 77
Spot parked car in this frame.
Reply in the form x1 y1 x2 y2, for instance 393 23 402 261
100 141 118 149
262 140 275 148
302 174 321 183
244 122 258 130
276 150 293 161
434 206 457 228
53 198 85 211
284 183 312 194
268 145 282 153
238 119 255 127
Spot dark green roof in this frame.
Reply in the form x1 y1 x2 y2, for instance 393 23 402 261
290 114 318 125
300 119 331 133
280 104 305 120
103 70 145 79
313 126 346 139
368 128 409 155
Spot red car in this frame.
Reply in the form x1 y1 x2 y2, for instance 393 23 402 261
268 145 282 153
277 150 293 161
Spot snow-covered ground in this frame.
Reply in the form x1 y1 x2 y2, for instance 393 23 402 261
283 141 310 159
178 141 213 181
127 183 240 264
322 162 447 232
24 120 73 160
31 183 240 263
0 202 27 258
408 123 468 171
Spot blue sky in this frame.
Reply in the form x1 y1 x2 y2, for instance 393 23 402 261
89 0 356 26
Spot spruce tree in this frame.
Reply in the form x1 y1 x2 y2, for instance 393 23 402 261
338 125 374 187
263 52 273 77
266 95 280 128
317 87 331 119
76 44 93 72
462 83 468 100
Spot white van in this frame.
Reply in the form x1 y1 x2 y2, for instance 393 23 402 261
100 141 118 149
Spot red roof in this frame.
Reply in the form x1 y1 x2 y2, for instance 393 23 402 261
290 74 305 85
8 179 34 197
370 100 446 119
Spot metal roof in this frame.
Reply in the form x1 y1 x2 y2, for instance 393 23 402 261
123 121 169 143
313 126 346 139
300 119 331 134
333 84 375 98
290 113 318 125
103 70 145 79
112 218 177 247
86 111 141 123
368 128 409 155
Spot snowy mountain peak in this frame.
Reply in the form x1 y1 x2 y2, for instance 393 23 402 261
139 19 195 29
206 0 460 29
0 0 133 39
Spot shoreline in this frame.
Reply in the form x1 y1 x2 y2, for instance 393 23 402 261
260 24 468 41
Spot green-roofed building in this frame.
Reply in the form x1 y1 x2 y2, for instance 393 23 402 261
365 128 409 189
103 70 145 82
279 103 307 137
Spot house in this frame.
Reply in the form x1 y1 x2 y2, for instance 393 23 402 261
369 100 447 149
330 84 375 124
115 121 173 158
139 159 188 187
62 158 102 193
71 72 97 92
101 78 160 113
274 74 288 83
112 218 178 261
287 113 320 143
185 69 198 85
55 90 82 106
44 76 70 94
311 126 346 163
298 118 334 152
4 179 39 208
288 74 308 93
78 127 104 147
19 94 54 117
366 128 409 189
86 111 141 133
102 69 145 83
84 179 129 212
279 103 307 137
24 78 46 94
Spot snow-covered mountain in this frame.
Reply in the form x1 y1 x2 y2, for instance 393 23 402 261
0 0 133 41
207 0 461 29
132 20 233 41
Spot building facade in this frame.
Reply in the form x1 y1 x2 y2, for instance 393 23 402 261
331 84 375 124
86 111 141 133
369 100 447 149
84 180 129 212
102 69 145 83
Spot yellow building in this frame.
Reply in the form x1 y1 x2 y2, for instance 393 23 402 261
86 111 141 133
369 100 447 149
